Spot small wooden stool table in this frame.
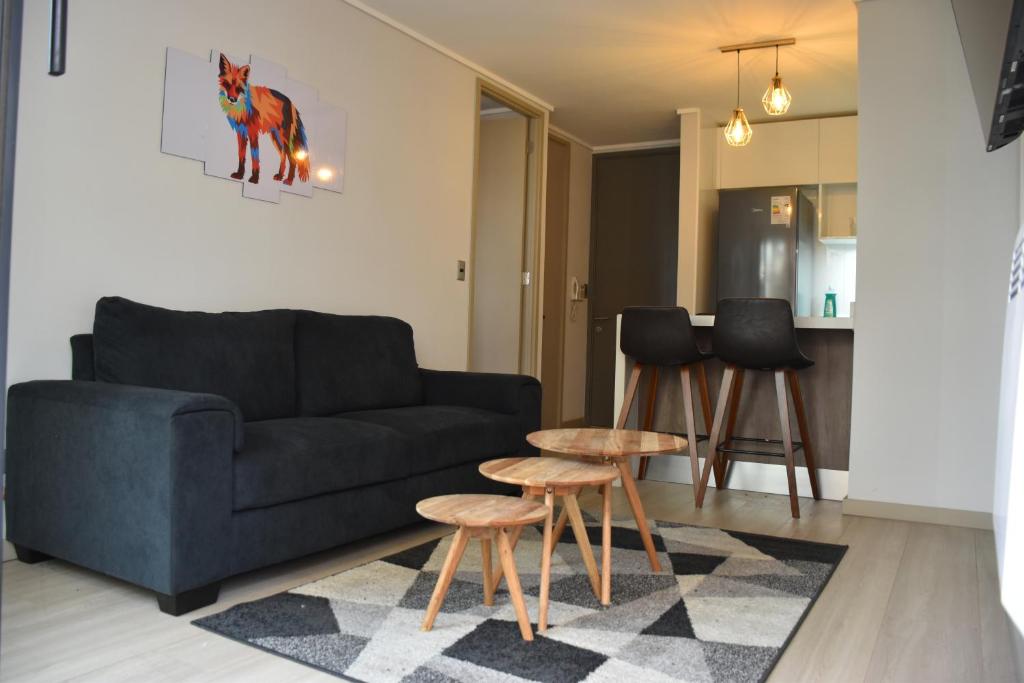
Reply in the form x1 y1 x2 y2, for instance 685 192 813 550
526 428 686 573
479 456 620 631
416 494 549 641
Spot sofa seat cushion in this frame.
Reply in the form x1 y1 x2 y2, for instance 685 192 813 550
336 405 523 476
235 418 407 511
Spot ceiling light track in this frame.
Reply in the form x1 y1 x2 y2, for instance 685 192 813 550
718 37 796 54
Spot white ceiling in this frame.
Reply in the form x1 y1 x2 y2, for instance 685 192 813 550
355 0 859 147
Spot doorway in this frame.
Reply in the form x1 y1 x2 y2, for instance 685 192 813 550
467 83 546 377
586 147 680 426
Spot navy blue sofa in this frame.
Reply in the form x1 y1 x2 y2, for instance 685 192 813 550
5 297 539 615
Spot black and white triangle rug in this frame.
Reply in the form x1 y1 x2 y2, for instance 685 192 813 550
194 516 846 682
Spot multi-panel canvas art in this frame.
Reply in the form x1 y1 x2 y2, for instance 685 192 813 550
161 48 347 203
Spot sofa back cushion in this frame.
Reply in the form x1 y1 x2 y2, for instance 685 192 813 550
92 297 297 421
295 311 422 415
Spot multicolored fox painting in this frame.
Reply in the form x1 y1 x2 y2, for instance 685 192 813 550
217 53 310 185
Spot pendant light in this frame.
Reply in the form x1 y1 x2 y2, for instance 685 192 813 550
762 45 792 116
724 50 752 147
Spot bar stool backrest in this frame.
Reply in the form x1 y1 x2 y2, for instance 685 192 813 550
712 298 813 370
620 306 707 367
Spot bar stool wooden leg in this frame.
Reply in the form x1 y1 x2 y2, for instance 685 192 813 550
601 482 612 605
720 368 745 488
564 493 602 597
696 363 724 489
496 528 533 641
538 488 554 632
481 537 494 606
616 363 643 429
615 459 662 572
421 527 470 631
696 365 734 508
637 367 659 481
774 370 801 518
679 366 701 493
787 370 821 500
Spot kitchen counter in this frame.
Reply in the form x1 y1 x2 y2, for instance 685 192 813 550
690 314 854 330
614 313 853 500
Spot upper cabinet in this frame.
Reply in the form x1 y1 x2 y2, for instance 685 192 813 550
717 119 819 188
819 116 858 184
716 115 857 188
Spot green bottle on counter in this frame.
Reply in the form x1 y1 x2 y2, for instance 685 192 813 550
824 289 837 318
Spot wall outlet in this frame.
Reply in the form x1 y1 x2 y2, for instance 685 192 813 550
456 260 466 281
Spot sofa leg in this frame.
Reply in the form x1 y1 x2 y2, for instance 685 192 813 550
156 582 221 616
14 544 52 564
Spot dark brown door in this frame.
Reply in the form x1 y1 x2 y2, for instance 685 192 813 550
586 147 679 426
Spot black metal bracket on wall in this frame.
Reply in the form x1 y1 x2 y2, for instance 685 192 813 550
48 0 66 76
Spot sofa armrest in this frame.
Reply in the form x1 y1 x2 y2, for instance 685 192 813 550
420 369 541 453
5 380 240 594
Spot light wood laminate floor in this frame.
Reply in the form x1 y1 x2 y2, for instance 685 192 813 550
2 481 1021 682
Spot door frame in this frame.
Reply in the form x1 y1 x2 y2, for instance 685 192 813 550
467 78 549 377
540 133 572 427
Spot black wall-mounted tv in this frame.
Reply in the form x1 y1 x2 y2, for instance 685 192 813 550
952 0 1024 151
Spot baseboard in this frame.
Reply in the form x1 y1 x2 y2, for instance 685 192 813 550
842 498 993 530
560 417 586 428
642 455 849 501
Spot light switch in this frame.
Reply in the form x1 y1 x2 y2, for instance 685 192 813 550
457 260 466 281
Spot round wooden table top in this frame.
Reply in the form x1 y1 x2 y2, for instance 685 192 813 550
479 456 620 488
526 428 687 459
416 494 549 528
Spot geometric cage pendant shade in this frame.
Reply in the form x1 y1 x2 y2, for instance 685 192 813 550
762 45 792 116
762 75 792 115
724 107 753 146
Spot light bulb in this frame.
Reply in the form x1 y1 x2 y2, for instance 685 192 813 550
294 149 308 161
316 167 334 182
724 107 752 147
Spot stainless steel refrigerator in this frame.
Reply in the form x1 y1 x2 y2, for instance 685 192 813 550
715 186 815 315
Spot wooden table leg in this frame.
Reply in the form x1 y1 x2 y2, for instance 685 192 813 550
550 505 569 552
421 527 470 631
496 528 533 641
481 536 494 606
538 488 554 632
601 482 612 605
490 491 536 593
564 493 602 597
615 458 662 572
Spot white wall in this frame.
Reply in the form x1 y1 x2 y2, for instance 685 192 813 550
469 114 528 373
7 0 504 384
561 137 592 423
849 0 1020 513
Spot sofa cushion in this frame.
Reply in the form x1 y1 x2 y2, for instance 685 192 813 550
295 311 422 415
337 405 523 476
235 418 407 511
92 297 297 422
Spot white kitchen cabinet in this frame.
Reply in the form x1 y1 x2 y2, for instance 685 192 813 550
717 118 820 189
819 182 857 241
819 116 858 184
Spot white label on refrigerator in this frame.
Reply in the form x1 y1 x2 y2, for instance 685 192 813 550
771 195 792 225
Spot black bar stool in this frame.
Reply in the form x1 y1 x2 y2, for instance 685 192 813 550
694 298 821 518
617 307 723 490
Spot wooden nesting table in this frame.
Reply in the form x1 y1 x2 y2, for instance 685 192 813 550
526 428 687 573
479 456 619 632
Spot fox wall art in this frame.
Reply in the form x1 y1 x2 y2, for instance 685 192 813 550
161 48 347 203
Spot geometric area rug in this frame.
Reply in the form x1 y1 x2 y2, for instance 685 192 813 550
194 515 847 683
